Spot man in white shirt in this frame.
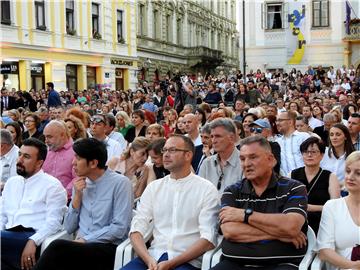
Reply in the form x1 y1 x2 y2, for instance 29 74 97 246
301 105 323 130
90 114 123 162
121 134 219 270
0 129 19 190
104 113 127 153
184 113 202 146
1 138 67 270
276 111 310 176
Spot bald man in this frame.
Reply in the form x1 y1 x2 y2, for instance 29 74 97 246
183 113 202 146
43 120 76 199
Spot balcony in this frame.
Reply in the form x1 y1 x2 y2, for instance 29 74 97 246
344 19 360 41
187 46 224 70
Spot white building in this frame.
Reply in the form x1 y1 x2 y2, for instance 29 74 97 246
1 0 138 92
238 0 360 72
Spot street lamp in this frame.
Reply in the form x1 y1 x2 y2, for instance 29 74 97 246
242 0 246 78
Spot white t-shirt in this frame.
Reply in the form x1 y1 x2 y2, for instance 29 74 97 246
317 198 360 270
320 148 346 184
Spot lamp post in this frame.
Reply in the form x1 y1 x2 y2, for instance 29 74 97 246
242 0 246 78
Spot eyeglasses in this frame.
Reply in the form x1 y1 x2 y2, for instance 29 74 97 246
302 150 320 156
91 116 106 124
161 148 190 154
217 172 224 190
276 118 290 122
250 127 263 134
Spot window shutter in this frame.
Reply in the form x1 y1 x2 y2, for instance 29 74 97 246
261 3 266 29
282 2 289 29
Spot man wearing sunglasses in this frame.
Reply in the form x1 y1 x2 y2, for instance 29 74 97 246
90 114 124 162
249 119 281 174
198 118 242 194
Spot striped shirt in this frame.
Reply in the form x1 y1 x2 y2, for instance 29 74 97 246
220 175 308 266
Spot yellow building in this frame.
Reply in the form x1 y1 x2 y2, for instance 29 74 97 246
0 0 138 92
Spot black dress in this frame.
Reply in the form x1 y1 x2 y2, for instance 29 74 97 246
125 125 147 143
291 167 331 234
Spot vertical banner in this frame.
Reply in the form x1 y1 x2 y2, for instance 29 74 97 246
287 2 306 65
345 1 351 35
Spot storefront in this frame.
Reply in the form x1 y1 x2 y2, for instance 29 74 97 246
30 63 45 91
66 64 78 91
1 61 19 90
86 66 96 89
115 68 124 90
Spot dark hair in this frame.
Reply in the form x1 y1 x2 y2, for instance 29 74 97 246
73 138 107 169
147 138 166 155
5 121 23 147
300 137 326 154
168 134 195 157
343 104 358 120
132 109 145 121
25 113 41 128
241 113 258 124
46 82 54 89
105 113 116 128
329 124 355 159
195 108 207 126
22 138 47 161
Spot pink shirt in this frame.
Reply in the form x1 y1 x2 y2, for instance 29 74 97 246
43 139 76 198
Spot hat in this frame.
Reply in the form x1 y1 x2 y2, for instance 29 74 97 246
249 119 271 129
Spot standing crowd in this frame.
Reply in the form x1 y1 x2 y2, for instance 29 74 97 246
1 64 360 270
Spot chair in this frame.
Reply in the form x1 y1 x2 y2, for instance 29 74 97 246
202 226 317 270
311 254 326 270
201 236 223 270
40 230 74 254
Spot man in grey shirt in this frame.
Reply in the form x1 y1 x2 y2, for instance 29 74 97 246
199 118 243 194
33 138 133 270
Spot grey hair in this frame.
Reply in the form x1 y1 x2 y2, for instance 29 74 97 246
209 118 236 134
201 123 211 135
239 135 272 152
46 120 71 139
323 113 336 122
0 129 14 146
296 115 309 125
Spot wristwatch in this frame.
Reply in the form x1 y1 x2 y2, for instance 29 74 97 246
244 208 253 224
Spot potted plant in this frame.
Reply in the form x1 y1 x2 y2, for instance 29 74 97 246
93 31 102 40
67 28 76 36
37 25 47 31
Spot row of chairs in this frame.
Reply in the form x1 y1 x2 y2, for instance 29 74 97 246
41 225 327 270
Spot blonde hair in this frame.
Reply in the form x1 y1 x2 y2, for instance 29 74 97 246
345 151 360 166
121 136 150 159
116 111 132 127
64 115 87 140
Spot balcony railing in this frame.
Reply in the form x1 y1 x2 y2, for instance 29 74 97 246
344 19 360 41
187 46 222 59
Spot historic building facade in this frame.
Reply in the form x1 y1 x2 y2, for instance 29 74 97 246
238 0 360 73
1 0 138 91
136 0 239 83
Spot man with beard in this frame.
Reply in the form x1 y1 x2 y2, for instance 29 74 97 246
1 138 67 270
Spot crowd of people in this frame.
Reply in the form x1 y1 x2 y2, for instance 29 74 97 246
1 64 360 270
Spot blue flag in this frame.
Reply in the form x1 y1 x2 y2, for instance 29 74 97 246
346 1 351 34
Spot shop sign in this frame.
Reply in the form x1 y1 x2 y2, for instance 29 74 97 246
105 72 110 78
110 58 133 66
1 63 18 74
31 64 44 75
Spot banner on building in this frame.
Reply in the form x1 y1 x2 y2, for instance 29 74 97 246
287 3 306 65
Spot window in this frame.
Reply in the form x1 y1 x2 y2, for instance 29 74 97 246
225 1 228 18
153 10 158 39
312 0 329 27
166 14 171 42
1 0 11 25
265 3 283 30
117 10 123 42
176 18 182 45
92 3 99 36
66 0 74 33
138 4 145 36
35 0 46 30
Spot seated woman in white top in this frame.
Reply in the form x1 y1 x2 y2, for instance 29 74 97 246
108 136 150 198
321 124 355 186
317 151 360 270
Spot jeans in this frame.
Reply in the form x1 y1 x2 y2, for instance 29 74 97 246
1 229 37 270
121 252 199 270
